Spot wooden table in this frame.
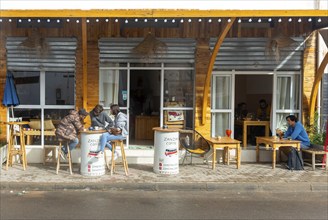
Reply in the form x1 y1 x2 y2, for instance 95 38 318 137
3 121 29 170
207 137 241 170
256 136 301 169
235 120 270 148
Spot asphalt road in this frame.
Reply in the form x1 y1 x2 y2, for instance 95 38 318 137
1 190 327 219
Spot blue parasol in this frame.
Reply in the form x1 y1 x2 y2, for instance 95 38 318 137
2 72 20 118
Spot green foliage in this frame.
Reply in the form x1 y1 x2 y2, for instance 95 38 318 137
308 112 326 145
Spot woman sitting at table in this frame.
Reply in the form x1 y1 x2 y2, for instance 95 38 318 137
90 104 114 130
96 104 128 160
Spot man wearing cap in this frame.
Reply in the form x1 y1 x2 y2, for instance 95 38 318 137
55 109 89 159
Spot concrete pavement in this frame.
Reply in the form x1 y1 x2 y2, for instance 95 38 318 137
1 162 327 192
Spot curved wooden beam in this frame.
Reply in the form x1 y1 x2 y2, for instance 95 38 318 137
201 18 236 125
309 51 328 125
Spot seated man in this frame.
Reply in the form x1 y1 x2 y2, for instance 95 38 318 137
277 115 310 156
90 104 114 130
96 104 128 159
55 109 89 159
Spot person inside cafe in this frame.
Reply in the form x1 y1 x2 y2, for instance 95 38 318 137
257 99 270 120
55 109 89 159
89 104 114 130
96 104 128 159
276 115 310 156
235 102 248 120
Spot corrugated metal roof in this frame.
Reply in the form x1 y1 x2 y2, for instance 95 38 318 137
6 37 77 72
210 38 304 71
99 38 196 65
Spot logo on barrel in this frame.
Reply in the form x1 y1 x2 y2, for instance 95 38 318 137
165 148 177 156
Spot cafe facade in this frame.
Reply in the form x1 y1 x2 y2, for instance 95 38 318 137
0 2 327 163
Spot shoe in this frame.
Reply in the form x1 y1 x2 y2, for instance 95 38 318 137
96 151 104 158
61 146 68 155
113 151 119 161
60 152 67 161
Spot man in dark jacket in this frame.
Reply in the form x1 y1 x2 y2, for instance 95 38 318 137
55 109 89 158
90 104 114 130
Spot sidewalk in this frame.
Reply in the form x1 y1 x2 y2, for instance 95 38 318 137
1 162 327 192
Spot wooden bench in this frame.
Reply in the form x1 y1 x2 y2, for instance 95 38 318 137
302 148 328 171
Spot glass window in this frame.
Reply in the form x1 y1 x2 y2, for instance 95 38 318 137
211 74 233 138
99 69 128 108
164 70 194 107
276 75 300 110
13 71 40 105
213 76 231 110
45 72 75 105
212 113 230 137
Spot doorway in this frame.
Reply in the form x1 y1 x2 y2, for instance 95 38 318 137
129 70 161 147
234 74 273 145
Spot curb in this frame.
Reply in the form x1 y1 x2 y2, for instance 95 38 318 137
1 182 327 192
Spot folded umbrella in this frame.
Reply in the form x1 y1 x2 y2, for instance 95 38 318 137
2 72 20 118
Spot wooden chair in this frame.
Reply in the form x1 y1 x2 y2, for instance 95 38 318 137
108 139 129 176
56 141 73 175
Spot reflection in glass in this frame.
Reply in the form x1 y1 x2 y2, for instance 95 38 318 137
45 72 75 105
99 69 127 108
164 70 194 107
12 71 40 105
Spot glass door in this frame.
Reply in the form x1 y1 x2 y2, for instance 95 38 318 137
211 72 234 138
272 72 301 134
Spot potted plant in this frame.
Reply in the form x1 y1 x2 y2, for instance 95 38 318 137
308 112 327 149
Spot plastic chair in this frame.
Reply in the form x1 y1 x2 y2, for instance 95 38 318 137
179 128 211 165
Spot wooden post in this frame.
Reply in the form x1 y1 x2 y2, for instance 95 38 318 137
82 17 88 110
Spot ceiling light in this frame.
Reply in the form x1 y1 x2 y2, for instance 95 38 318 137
288 18 292 22
268 18 272 22
18 19 22 23
298 18 301 23
227 18 231 22
37 19 40 23
188 19 192 23
164 19 167 23
258 18 261 23
66 19 70 22
154 19 158 22
125 19 128 23
115 19 118 22
47 19 50 23
318 18 321 22
135 18 138 22
57 19 60 23
144 19 148 22
180 19 184 23
248 18 252 22
76 20 80 23
198 18 202 22
86 19 90 23
238 19 241 23
218 19 222 22
278 18 282 22
308 18 312 22
208 19 212 23
172 19 175 23
96 19 99 22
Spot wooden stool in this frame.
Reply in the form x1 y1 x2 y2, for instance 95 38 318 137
110 139 129 176
5 121 29 170
302 148 328 171
56 142 73 175
43 145 57 165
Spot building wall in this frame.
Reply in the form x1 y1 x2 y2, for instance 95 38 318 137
0 19 317 140
303 31 317 125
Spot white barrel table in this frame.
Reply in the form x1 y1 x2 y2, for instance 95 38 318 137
80 130 106 176
152 127 180 174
